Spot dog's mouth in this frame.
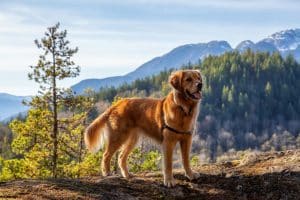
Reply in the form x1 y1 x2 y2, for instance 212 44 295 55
186 90 202 100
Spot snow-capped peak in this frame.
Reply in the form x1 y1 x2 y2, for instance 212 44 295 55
264 29 300 51
235 40 255 52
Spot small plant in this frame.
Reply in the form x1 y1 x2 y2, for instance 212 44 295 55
129 148 161 173
62 151 103 178
191 155 200 168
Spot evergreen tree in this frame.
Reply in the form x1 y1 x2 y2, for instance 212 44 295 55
28 22 80 177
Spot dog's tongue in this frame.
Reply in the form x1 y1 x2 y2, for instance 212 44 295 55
193 92 201 99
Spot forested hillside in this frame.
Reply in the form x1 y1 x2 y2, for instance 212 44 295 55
198 50 300 160
93 50 300 160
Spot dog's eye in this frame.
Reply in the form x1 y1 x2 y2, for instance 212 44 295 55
186 78 192 82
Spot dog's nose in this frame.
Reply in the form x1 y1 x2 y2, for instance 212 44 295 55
197 83 203 91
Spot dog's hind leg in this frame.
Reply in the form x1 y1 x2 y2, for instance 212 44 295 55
101 137 122 177
118 131 138 179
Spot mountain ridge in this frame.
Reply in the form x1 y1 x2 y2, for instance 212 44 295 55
0 93 30 121
72 28 300 94
72 40 232 94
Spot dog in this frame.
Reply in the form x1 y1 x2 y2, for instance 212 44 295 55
84 69 203 187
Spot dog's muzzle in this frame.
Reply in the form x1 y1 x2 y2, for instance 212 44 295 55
197 83 203 91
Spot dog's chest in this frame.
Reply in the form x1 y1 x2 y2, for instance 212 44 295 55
167 107 196 129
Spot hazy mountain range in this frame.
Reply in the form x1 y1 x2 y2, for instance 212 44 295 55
1 28 300 120
72 28 300 94
0 93 30 121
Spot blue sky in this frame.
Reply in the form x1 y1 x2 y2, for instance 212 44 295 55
0 0 300 95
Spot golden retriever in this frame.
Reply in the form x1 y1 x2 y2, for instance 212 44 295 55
84 69 202 187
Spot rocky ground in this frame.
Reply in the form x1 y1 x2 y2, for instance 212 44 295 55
0 150 299 200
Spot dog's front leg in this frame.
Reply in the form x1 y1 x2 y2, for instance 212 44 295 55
162 131 177 187
180 135 200 180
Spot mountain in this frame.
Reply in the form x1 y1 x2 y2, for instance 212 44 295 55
236 29 300 60
0 93 30 121
263 29 300 51
71 41 232 94
72 28 300 94
126 40 232 80
72 76 133 95
235 40 255 52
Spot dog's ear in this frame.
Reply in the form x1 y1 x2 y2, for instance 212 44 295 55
169 71 182 90
193 69 201 76
194 69 202 80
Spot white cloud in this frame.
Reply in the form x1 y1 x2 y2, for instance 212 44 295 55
0 0 299 95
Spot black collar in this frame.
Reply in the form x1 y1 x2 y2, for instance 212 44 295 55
161 98 193 135
162 124 192 134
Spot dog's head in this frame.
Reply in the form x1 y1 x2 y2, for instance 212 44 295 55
169 70 203 101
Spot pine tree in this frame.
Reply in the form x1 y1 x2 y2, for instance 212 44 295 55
28 23 80 178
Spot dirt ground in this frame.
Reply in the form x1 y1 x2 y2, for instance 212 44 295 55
0 150 299 200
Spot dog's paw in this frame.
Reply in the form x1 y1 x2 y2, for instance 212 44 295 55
186 171 200 180
164 177 176 188
102 171 112 177
121 172 133 179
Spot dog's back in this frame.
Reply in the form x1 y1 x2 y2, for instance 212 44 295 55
84 97 164 153
111 98 164 138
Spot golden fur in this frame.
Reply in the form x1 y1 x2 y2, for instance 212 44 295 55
84 69 202 187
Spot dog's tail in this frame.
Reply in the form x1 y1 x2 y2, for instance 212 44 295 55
84 110 110 153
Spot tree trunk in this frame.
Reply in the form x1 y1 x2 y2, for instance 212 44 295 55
52 34 58 178
52 84 58 178
79 130 83 163
78 128 84 178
